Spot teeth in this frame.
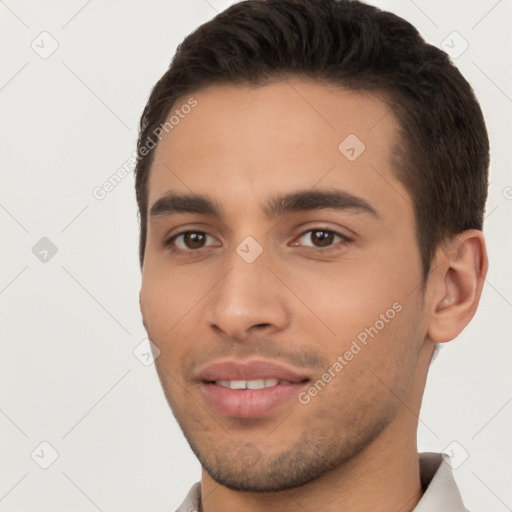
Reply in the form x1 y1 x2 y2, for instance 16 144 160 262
229 380 246 390
247 379 265 389
215 378 282 389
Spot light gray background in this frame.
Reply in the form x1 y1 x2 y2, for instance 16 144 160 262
0 1 510 511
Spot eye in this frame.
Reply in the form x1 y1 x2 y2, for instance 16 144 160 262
293 229 351 251
166 231 219 252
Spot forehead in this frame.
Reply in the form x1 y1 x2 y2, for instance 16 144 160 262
147 79 408 219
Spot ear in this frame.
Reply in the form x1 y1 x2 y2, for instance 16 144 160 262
426 230 488 343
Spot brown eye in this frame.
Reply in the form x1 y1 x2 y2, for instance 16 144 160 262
183 232 206 249
167 231 219 252
310 230 335 247
298 230 339 247
294 229 351 252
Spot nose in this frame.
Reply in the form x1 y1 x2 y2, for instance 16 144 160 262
206 248 290 342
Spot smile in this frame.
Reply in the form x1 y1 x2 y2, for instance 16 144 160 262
214 378 294 389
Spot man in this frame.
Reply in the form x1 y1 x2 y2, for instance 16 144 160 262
135 0 489 510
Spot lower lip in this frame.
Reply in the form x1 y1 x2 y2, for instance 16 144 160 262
200 381 308 418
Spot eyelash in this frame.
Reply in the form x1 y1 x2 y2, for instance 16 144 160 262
164 228 352 256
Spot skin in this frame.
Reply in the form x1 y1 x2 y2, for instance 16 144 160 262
139 78 488 512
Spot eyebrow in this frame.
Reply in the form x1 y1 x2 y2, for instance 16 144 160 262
149 189 379 220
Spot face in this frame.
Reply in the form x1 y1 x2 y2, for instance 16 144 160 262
139 79 430 492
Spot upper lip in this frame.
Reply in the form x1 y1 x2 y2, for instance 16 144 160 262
198 359 310 383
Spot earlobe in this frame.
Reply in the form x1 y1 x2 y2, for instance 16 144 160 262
427 230 488 343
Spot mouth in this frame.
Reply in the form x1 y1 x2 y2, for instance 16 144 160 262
197 359 310 419
213 378 299 390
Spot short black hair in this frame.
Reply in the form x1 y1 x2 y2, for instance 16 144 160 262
134 0 489 278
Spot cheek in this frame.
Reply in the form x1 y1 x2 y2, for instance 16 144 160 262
320 297 424 426
286 256 417 345
140 261 220 380
140 260 205 334
140 273 171 338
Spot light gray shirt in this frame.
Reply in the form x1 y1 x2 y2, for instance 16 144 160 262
175 452 468 512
